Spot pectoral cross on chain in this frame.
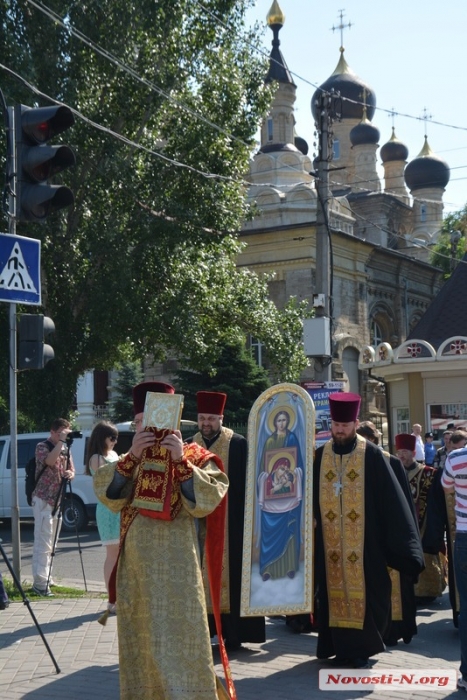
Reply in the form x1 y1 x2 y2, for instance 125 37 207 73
333 479 342 497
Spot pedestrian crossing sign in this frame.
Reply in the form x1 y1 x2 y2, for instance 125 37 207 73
0 233 41 305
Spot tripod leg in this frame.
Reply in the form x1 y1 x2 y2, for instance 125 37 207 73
66 479 88 591
47 477 67 592
0 542 60 674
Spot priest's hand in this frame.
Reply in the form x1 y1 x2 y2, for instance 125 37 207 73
161 430 184 461
130 429 156 459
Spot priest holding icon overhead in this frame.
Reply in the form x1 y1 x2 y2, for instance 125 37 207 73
312 392 424 670
93 381 234 700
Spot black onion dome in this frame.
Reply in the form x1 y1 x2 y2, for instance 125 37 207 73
380 128 409 163
294 135 309 155
404 137 450 191
311 50 376 122
259 142 300 154
350 118 380 146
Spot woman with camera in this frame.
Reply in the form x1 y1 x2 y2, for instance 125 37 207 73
86 421 120 614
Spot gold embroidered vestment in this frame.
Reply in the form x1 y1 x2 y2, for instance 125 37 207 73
320 435 366 629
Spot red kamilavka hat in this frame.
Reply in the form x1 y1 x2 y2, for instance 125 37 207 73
395 433 416 451
196 391 227 416
328 392 361 422
132 381 175 415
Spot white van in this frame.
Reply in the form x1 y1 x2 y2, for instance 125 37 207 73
0 422 134 531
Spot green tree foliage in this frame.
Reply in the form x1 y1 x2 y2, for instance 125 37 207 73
0 1 310 429
0 394 36 435
175 338 271 423
108 360 143 423
430 206 467 278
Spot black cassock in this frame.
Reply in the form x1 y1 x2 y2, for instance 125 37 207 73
384 453 420 645
313 439 424 661
188 431 266 647
423 467 458 627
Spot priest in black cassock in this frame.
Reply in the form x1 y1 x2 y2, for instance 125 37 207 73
357 423 420 647
313 393 425 669
187 391 265 651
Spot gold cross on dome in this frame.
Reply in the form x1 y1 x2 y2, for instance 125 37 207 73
331 9 352 50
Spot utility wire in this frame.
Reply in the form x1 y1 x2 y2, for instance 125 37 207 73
193 0 467 134
23 0 467 215
8 4 466 254
0 62 243 185
24 0 258 150
27 0 467 193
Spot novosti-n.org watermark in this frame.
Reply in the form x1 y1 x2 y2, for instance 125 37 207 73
318 668 457 691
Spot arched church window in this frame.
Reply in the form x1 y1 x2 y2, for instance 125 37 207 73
267 118 273 142
370 320 384 347
370 304 394 347
420 203 427 222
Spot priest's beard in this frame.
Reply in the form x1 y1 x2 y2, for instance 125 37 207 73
332 429 357 446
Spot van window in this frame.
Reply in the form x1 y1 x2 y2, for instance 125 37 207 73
0 440 5 465
6 439 42 470
115 433 133 456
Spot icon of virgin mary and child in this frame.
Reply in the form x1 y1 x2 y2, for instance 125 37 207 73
256 398 305 582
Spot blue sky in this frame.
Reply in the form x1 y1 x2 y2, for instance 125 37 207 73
245 0 467 215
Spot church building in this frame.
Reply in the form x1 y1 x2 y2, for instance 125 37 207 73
238 0 449 421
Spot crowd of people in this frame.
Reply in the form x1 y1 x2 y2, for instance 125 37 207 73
20 386 467 698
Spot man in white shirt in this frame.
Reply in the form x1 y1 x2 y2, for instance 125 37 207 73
441 430 467 691
411 423 425 462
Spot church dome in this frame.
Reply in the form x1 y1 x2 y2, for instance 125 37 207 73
404 137 450 191
294 135 309 155
311 50 376 122
259 142 300 154
380 128 409 163
350 118 380 146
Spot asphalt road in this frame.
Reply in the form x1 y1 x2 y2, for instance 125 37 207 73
0 517 105 590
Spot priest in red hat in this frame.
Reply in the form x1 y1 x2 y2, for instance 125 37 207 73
313 393 424 669
94 382 235 700
186 391 265 651
395 432 447 606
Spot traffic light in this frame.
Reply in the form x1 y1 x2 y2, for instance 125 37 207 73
14 104 75 222
18 314 55 370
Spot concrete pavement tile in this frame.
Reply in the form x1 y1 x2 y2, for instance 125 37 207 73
0 589 462 699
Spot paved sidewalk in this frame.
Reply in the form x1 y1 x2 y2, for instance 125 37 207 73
0 585 463 699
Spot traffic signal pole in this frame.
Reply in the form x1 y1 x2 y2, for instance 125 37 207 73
4 100 75 578
8 105 21 578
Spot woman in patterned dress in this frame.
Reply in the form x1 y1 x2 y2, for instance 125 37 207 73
86 421 119 612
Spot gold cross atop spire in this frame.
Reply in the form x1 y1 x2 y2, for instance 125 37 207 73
360 87 368 120
331 9 352 52
388 107 398 129
420 106 432 137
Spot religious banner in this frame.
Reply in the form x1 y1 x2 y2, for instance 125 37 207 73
241 383 315 617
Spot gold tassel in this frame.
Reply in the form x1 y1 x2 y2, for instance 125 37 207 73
98 609 110 626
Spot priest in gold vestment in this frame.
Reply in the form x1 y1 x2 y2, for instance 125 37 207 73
313 393 424 669
94 382 230 700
